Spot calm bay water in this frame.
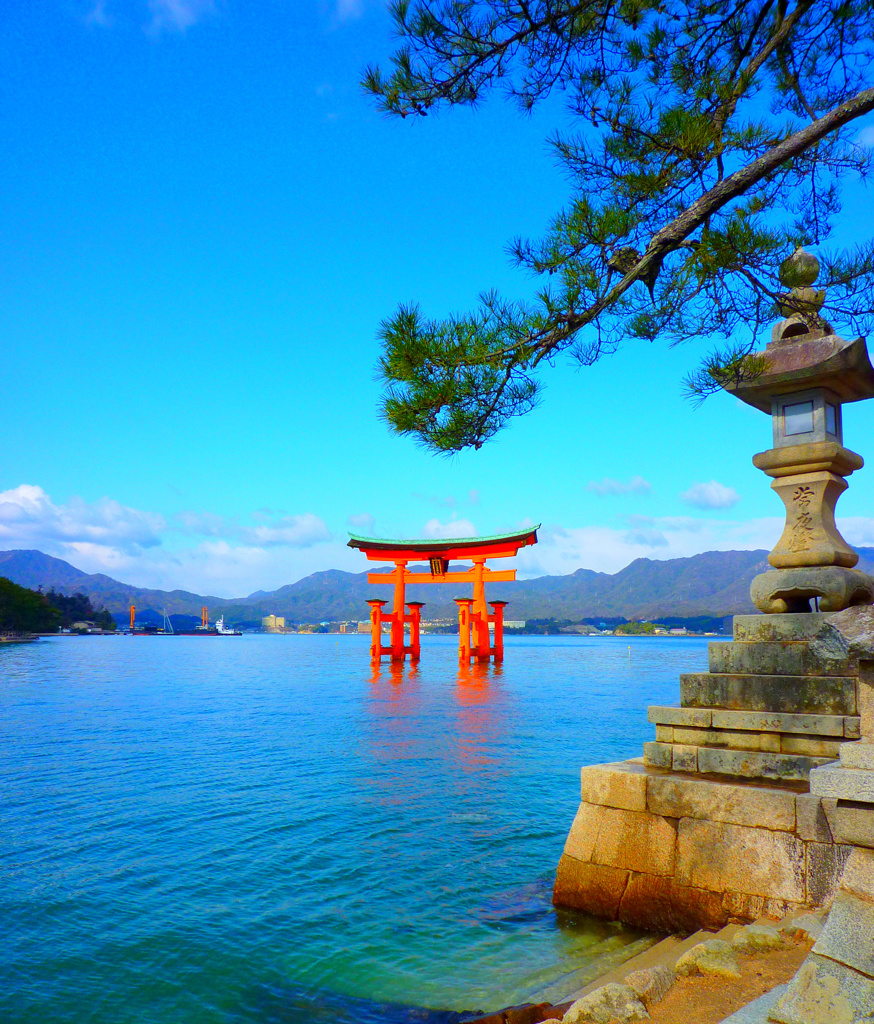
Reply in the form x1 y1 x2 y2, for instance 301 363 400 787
1 634 714 1023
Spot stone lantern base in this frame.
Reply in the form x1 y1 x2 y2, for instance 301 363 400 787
751 566 874 614
552 609 874 932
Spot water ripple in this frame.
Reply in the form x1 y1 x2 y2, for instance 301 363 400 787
0 634 710 1022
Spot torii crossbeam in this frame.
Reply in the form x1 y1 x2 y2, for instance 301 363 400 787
347 528 539 663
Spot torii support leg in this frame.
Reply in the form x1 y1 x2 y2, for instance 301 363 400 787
490 601 507 663
455 598 473 662
471 559 490 661
367 599 386 661
406 602 424 662
390 559 408 661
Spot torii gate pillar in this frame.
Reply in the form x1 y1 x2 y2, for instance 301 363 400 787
349 528 539 664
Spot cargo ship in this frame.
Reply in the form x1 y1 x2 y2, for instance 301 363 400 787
127 606 241 636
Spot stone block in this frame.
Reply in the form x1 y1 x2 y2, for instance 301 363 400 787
780 913 825 941
591 806 677 876
553 855 628 919
671 744 698 772
839 846 874 903
623 964 674 1007
846 715 862 738
861 660 874 739
646 773 796 831
711 708 850 737
676 818 806 902
780 734 842 757
810 763 874 802
721 890 803 924
839 740 874 769
671 725 779 752
675 939 741 980
618 872 728 932
647 705 712 728
795 793 832 842
771 954 874 1022
732 612 832 643
821 796 839 837
655 724 672 742
709 640 852 677
642 741 672 769
680 672 856 715
832 801 874 848
696 745 832 782
813 891 874 978
806 841 851 906
562 984 648 1024
564 803 600 862
579 761 649 812
731 922 783 952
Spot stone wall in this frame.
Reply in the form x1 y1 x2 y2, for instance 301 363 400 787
553 611 872 933
554 760 849 932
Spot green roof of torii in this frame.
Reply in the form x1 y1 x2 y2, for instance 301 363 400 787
347 526 539 552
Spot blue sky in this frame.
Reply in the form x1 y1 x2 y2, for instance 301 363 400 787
3 0 874 597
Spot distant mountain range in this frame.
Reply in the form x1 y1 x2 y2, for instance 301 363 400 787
7 546 874 625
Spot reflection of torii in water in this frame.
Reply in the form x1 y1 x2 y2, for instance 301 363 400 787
348 527 539 664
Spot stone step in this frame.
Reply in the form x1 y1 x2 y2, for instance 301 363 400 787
680 672 856 716
652 724 841 759
810 761 874 802
719 985 788 1024
839 740 874 769
708 640 853 678
580 760 803 830
732 613 832 643
648 705 860 739
644 741 835 781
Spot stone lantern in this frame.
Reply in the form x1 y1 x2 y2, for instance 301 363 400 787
725 247 874 613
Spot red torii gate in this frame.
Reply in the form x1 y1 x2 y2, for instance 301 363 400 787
347 528 539 663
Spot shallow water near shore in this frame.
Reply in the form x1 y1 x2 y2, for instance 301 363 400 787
1 633 715 1023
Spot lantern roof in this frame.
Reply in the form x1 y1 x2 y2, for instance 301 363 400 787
726 334 874 413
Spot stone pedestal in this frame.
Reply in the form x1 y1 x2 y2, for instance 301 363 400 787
766 749 874 1022
552 611 874 932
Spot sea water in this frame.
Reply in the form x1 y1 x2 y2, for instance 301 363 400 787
0 633 713 1023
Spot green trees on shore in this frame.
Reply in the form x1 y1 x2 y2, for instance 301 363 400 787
45 590 116 631
0 578 116 632
0 578 62 633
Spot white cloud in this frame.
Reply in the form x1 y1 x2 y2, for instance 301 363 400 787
468 489 480 506
0 485 165 553
421 518 478 539
681 480 741 510
513 516 785 577
586 476 652 496
348 513 376 536
176 510 235 536
856 125 874 148
148 0 214 32
243 513 331 548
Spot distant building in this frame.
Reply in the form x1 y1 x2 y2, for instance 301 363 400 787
504 620 526 629
262 614 286 632
357 621 371 633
